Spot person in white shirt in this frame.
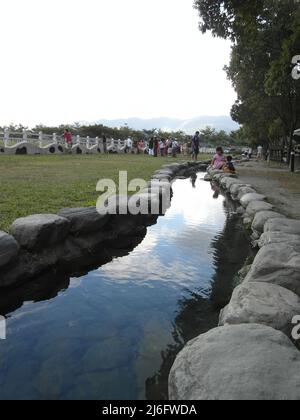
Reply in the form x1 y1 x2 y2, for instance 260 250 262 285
125 137 133 154
172 139 178 158
159 139 165 157
257 145 263 160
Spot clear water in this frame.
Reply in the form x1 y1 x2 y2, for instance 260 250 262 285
0 175 253 400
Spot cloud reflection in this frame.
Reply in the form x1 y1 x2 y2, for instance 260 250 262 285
98 177 226 292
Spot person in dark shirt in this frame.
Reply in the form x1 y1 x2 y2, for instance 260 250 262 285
153 137 159 157
102 135 107 153
191 131 200 161
149 137 154 155
223 155 236 174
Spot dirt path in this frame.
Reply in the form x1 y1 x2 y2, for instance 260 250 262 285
236 160 300 219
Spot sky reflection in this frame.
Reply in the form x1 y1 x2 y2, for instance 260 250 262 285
0 174 249 401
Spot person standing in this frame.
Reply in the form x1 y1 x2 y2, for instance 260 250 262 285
172 139 178 158
102 134 107 154
64 129 73 148
153 137 159 157
191 131 200 161
159 139 165 157
133 138 139 154
148 137 154 156
125 137 133 154
164 139 170 157
257 145 263 160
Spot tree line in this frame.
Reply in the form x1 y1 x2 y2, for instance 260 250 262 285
194 0 300 161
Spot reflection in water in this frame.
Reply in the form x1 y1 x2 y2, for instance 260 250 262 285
145 197 254 399
211 181 220 200
190 174 197 188
0 175 253 400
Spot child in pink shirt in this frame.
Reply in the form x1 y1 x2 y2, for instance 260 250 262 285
211 147 226 170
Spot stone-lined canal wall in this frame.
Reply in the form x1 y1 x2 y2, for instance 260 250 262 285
169 169 300 400
0 161 207 288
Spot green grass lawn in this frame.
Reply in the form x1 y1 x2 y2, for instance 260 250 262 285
0 154 208 232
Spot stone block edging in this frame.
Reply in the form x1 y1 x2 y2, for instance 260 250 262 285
169 168 300 400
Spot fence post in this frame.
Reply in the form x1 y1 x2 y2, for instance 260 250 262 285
76 135 80 145
86 136 90 148
95 137 99 146
53 133 57 144
22 128 27 143
4 128 9 147
39 131 43 147
291 152 295 173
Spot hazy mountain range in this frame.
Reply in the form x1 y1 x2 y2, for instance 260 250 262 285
80 116 239 134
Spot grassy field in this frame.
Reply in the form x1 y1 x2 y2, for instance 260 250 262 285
0 154 207 231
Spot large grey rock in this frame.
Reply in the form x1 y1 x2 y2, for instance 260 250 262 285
258 232 300 248
131 193 161 214
245 201 273 217
264 218 300 235
162 163 181 171
204 173 212 181
240 193 266 208
97 195 129 215
212 173 227 182
153 169 174 178
161 165 180 175
236 206 246 216
251 211 286 233
0 231 20 267
169 324 300 400
244 243 300 296
147 181 172 201
230 183 251 196
106 213 147 237
237 186 257 201
1 246 61 287
236 264 252 283
152 173 172 182
176 162 189 170
219 282 300 336
57 234 107 270
58 207 110 235
148 179 172 192
207 169 224 178
195 163 208 172
243 216 253 227
10 214 70 250
220 177 240 189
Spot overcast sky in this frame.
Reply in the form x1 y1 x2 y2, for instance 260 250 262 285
0 0 236 127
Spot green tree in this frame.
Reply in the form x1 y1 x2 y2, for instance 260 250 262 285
194 0 300 160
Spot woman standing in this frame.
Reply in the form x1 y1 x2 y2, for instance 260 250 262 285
153 137 159 157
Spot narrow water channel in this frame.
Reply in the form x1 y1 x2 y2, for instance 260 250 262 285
0 174 253 400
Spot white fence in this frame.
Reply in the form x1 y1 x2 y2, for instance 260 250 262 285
199 147 215 154
0 129 218 156
0 129 127 155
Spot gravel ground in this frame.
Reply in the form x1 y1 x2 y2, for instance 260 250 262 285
236 160 300 219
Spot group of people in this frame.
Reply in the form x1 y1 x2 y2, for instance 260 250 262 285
62 129 240 172
147 137 179 158
210 146 236 174
124 138 146 154
243 145 264 160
